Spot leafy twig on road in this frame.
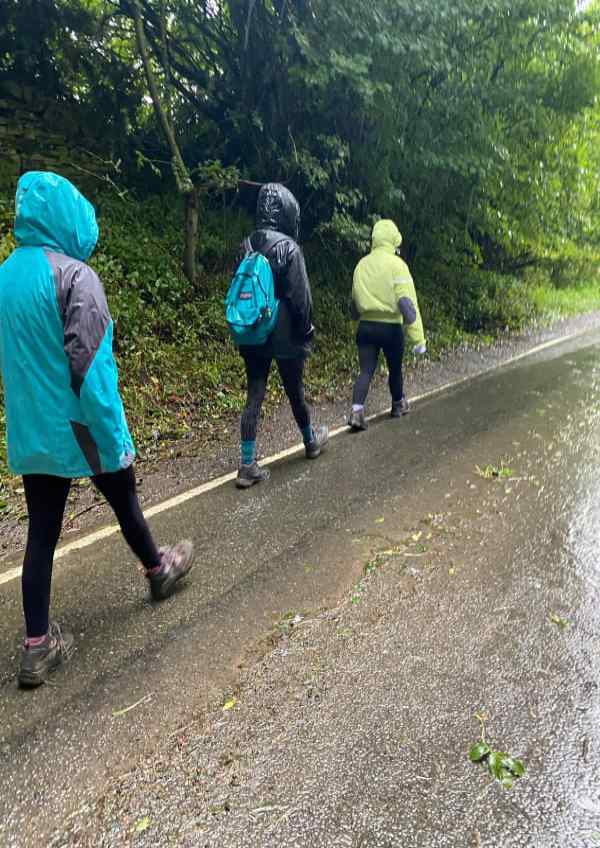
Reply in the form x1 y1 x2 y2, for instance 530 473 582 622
469 713 526 790
475 460 514 480
549 611 570 631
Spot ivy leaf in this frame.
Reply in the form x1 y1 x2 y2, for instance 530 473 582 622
487 750 500 778
469 742 490 762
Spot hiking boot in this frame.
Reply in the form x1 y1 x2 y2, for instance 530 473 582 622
148 540 194 601
305 425 329 459
18 621 75 689
236 462 271 489
391 398 410 417
348 409 368 431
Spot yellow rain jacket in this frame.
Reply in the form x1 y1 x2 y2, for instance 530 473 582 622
352 220 426 349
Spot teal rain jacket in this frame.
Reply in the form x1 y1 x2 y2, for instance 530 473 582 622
0 172 135 477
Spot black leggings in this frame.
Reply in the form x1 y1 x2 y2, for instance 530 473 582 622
22 466 160 638
241 354 311 442
352 321 405 406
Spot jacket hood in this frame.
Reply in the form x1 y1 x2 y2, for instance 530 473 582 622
372 219 402 251
14 171 98 261
256 183 300 240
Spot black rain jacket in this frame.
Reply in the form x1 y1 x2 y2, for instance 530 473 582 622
236 183 314 360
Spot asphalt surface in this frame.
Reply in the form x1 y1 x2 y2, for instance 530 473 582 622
2 326 600 846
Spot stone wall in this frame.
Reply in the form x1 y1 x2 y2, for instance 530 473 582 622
0 80 104 190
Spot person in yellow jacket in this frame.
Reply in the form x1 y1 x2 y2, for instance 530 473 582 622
349 219 426 430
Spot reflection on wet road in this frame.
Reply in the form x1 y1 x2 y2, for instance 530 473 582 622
3 331 600 846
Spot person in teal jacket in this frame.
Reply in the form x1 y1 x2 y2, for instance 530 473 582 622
0 172 194 688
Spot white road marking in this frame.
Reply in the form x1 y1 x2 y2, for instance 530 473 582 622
0 327 594 587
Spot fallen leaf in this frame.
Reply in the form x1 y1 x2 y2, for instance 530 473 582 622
134 817 150 834
375 517 385 524
549 612 569 631
223 697 237 711
469 742 490 762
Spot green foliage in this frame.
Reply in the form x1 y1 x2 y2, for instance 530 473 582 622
0 195 15 263
469 742 526 789
532 281 600 320
475 461 514 480
4 0 600 290
469 714 526 790
549 612 570 630
1 0 600 494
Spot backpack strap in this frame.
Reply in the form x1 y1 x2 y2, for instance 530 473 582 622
262 236 287 261
248 233 288 262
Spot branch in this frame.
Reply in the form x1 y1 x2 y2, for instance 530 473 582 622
244 0 258 51
70 161 130 200
131 0 193 194
158 0 173 128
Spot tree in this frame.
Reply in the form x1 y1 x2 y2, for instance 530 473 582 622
129 0 199 284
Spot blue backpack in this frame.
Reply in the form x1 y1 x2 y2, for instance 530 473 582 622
225 238 282 346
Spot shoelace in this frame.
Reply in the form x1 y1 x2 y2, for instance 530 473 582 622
48 622 71 662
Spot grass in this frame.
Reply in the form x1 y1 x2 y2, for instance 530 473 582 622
532 282 600 320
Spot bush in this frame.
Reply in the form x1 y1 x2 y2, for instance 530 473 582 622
456 270 536 333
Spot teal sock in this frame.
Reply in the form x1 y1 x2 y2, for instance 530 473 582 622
301 425 314 445
241 440 256 465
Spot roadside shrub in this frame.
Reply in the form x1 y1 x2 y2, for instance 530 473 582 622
455 270 536 333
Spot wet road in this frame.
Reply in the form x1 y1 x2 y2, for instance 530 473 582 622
2 328 600 846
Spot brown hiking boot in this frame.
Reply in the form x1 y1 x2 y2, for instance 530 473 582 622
18 621 75 689
148 540 194 601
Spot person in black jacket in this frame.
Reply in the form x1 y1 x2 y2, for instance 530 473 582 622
235 183 328 488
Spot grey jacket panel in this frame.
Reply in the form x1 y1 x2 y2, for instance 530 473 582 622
70 420 102 476
398 296 417 325
45 250 111 397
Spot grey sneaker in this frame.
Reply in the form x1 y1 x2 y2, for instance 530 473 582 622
348 409 368 431
236 462 271 489
305 425 329 459
391 398 410 417
148 540 194 601
18 621 75 689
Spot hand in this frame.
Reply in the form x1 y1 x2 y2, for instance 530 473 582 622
414 343 427 355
